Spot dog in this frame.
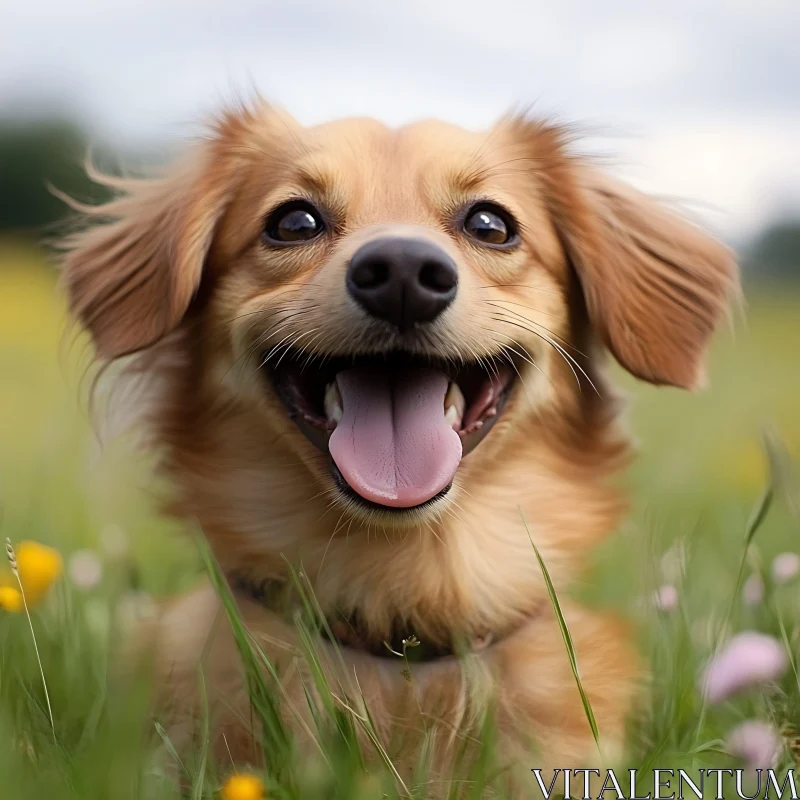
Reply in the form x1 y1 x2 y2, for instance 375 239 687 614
61 102 737 790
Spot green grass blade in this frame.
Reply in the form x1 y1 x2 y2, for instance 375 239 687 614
694 439 777 744
352 681 410 798
198 539 295 785
520 509 601 752
712 443 776 657
191 667 211 800
775 603 800 694
283 560 364 763
411 727 437 798
154 721 188 780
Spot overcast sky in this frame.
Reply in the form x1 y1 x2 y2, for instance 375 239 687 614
2 0 798 242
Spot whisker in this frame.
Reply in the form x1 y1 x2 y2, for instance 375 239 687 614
223 286 315 324
485 301 586 356
295 331 330 372
422 518 445 546
256 327 307 370
483 297 561 320
478 283 561 296
223 306 319 381
458 336 501 383
316 508 351 579
252 306 320 350
308 485 340 505
485 335 545 415
491 313 583 390
271 328 322 371
344 514 356 547
498 346 541 419
490 314 600 396
255 313 324 369
491 335 547 382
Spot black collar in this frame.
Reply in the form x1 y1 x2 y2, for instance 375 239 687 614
228 570 537 663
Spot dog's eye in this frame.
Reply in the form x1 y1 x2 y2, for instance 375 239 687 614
463 205 516 246
264 201 324 243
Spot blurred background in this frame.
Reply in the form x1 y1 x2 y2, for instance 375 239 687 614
0 0 798 591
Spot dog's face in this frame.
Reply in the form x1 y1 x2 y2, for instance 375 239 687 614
64 106 736 529
213 116 571 518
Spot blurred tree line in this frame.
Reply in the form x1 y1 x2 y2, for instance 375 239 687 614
0 118 114 236
0 117 798 281
743 222 800 282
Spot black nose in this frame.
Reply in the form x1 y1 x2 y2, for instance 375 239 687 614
347 237 458 330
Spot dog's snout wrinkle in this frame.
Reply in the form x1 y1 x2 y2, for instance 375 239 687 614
346 237 457 331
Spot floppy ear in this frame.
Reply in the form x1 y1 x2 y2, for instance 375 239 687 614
61 151 236 359
553 165 738 389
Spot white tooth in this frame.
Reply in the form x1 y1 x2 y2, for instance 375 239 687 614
443 382 465 430
444 381 466 419
324 382 343 424
444 404 460 428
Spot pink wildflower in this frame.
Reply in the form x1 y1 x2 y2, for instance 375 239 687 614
700 631 788 703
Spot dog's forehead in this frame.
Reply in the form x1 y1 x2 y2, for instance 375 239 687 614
296 117 503 186
307 117 486 157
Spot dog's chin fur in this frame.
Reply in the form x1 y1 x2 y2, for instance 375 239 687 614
61 100 738 789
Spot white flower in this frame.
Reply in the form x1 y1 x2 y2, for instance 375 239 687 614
771 552 800 584
67 549 103 591
653 584 679 612
742 574 765 606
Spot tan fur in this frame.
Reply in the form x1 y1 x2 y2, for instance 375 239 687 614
61 102 738 788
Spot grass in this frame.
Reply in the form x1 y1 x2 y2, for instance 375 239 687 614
522 509 600 753
1 238 800 797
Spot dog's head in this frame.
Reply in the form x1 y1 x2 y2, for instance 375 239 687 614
63 105 737 528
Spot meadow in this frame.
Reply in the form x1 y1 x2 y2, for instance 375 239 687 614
0 239 798 798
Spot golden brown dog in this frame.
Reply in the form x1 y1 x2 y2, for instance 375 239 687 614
61 102 737 789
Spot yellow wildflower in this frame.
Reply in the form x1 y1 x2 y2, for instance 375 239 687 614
1 540 63 610
221 774 266 800
17 541 63 603
0 586 23 612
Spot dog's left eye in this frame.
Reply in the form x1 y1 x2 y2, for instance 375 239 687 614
463 204 516 246
263 201 325 243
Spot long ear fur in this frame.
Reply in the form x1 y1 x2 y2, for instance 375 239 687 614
529 121 739 390
566 169 738 388
60 150 236 359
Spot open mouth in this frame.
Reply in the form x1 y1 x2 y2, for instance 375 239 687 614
267 350 515 511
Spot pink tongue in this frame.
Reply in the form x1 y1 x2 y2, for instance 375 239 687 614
329 368 462 508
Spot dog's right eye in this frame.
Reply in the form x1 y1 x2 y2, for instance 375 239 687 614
263 201 325 244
